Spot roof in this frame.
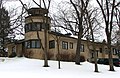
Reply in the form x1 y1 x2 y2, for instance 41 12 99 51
28 7 48 15
49 31 108 45
49 31 77 40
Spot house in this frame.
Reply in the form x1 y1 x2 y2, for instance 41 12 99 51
7 7 118 62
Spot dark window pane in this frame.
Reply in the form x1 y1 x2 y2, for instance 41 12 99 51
36 40 40 48
28 23 31 31
25 24 28 32
49 40 55 49
31 23 36 31
36 23 41 31
26 41 30 48
100 48 102 53
31 41 36 48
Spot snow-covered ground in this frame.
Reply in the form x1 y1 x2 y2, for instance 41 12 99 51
0 57 120 78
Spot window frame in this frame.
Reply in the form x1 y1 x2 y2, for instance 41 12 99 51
49 40 55 49
69 42 73 49
25 39 41 49
62 41 68 49
25 22 42 32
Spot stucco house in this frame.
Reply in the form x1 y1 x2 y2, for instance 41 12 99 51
6 7 118 62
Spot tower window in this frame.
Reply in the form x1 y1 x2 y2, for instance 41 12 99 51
25 40 41 49
25 23 42 32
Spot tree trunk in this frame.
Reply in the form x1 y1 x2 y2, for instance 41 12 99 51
75 31 82 65
43 23 49 67
107 40 114 71
57 38 60 69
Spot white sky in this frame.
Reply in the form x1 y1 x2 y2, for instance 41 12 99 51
3 0 106 41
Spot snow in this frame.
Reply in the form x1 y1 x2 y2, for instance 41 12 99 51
0 57 120 78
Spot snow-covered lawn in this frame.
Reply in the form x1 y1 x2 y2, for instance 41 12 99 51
0 57 120 78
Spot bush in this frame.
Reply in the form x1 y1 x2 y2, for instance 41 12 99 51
9 52 16 58
56 53 86 62
24 51 33 58
70 54 85 62
56 53 70 61
70 53 76 62
80 56 85 62
47 52 54 60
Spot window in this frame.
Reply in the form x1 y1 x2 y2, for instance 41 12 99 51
25 23 42 32
62 41 68 49
25 40 41 49
80 44 84 52
91 53 94 58
91 50 98 58
36 23 42 31
12 46 16 53
105 48 108 54
100 48 102 53
31 23 36 31
42 23 49 30
69 42 73 49
96 50 98 57
31 41 36 48
36 40 40 48
113 48 117 55
25 24 31 32
49 40 55 49
25 41 30 48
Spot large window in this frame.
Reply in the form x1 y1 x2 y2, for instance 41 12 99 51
25 40 41 49
62 41 68 49
25 22 49 33
49 40 55 49
25 22 42 32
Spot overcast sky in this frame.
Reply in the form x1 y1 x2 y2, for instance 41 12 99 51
3 0 106 41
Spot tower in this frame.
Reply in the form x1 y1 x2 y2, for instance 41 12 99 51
24 7 51 59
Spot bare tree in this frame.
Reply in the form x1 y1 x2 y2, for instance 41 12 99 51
19 0 51 67
52 0 90 65
96 0 120 71
85 7 101 72
68 0 90 65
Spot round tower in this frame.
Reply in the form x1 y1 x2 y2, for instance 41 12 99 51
24 7 50 59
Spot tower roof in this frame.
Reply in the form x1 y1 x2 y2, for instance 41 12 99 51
28 7 48 15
